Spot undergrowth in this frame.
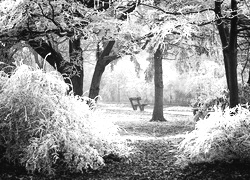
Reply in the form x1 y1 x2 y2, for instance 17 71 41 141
0 65 130 175
176 105 250 167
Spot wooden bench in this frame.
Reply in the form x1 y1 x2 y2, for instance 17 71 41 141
129 97 147 111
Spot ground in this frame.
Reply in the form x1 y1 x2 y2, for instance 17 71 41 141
1 103 250 180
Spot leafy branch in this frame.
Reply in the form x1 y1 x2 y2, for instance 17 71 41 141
38 3 63 32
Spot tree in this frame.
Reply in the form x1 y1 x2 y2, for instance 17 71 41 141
88 1 141 100
89 40 120 100
127 1 213 121
0 0 90 95
215 0 238 108
0 0 142 97
151 46 166 121
131 0 250 108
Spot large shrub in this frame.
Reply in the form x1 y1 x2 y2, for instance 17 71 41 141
0 65 130 174
176 105 250 167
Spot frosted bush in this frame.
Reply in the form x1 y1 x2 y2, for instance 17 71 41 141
0 65 130 174
176 105 250 167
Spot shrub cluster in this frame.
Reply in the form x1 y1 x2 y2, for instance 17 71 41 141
0 65 130 175
176 105 250 167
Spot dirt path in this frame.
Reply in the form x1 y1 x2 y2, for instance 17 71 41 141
81 105 194 179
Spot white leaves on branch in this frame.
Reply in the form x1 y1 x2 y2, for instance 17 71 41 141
0 0 99 38
0 0 26 34
0 0 23 13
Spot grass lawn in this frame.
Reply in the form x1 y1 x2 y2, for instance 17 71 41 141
1 103 250 179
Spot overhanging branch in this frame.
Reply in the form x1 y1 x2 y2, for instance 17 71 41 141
139 3 214 15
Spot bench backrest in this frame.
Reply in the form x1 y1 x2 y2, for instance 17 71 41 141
129 97 141 101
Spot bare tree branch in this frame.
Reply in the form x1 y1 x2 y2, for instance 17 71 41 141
139 3 214 15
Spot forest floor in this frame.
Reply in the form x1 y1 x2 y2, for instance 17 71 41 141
1 103 250 180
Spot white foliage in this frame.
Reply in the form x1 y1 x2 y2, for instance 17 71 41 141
0 65 131 174
176 105 250 167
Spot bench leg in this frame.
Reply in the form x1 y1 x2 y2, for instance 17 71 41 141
139 105 145 111
133 105 138 110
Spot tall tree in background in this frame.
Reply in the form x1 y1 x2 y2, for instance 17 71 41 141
215 0 238 108
132 1 212 121
151 46 166 121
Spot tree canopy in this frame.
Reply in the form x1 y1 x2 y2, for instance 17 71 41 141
1 0 250 104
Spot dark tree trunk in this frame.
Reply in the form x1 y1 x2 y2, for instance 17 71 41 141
28 39 83 95
89 41 119 100
69 37 84 96
28 39 63 68
215 0 238 108
89 60 105 100
150 46 166 122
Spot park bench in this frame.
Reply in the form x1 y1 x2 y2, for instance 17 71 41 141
129 97 147 111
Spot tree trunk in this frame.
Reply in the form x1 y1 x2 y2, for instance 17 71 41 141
215 0 238 108
228 0 239 108
28 39 63 68
69 37 84 96
150 46 166 122
89 57 106 100
28 39 83 95
89 41 119 100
